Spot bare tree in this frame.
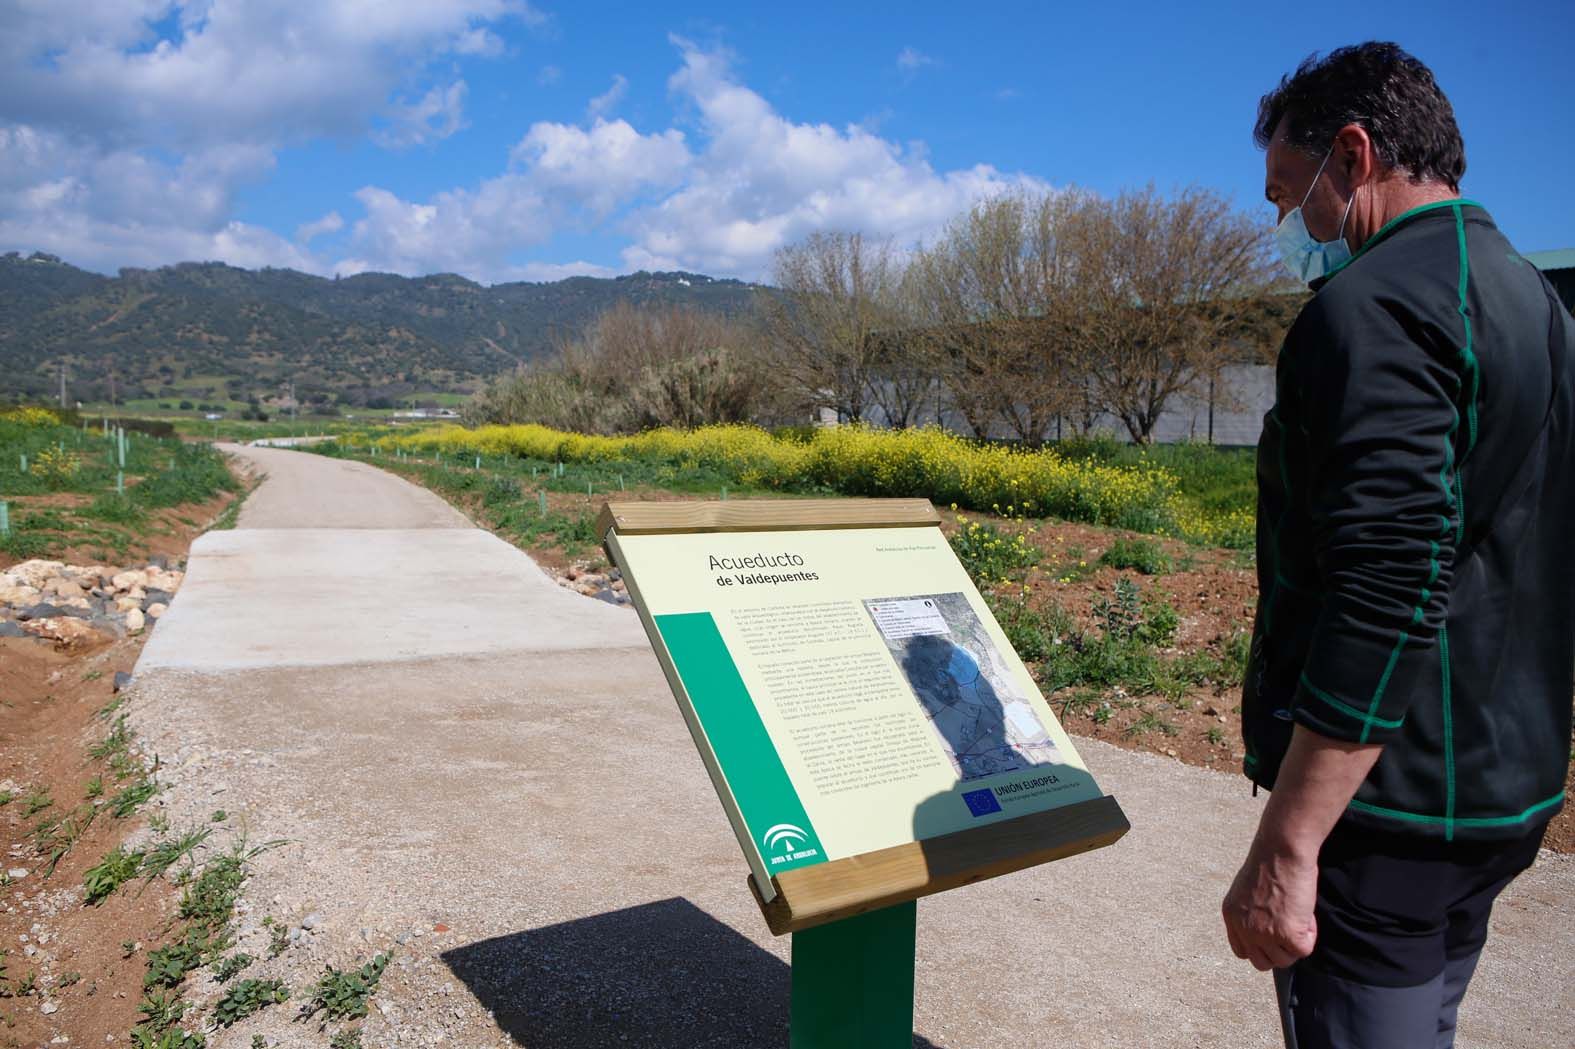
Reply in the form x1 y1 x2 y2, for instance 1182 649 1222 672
907 190 1090 441
1063 185 1279 444
757 231 907 424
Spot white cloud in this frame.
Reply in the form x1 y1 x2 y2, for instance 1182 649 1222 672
3 19 1049 286
537 64 562 86
512 118 689 212
0 1 520 274
586 74 628 119
295 211 345 244
612 37 1042 277
340 37 1044 281
375 81 470 149
513 260 618 282
896 46 934 73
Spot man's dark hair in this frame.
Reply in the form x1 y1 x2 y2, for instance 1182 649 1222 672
1254 42 1466 191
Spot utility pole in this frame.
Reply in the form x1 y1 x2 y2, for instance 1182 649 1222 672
58 360 67 409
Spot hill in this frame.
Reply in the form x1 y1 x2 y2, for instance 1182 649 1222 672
0 251 762 410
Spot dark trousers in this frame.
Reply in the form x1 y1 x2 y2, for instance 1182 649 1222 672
1274 818 1546 1049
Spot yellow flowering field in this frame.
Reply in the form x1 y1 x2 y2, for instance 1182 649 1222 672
358 422 1210 535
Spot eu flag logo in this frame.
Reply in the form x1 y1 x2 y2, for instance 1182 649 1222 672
962 788 1002 816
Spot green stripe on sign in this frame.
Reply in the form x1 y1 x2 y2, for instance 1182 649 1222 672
655 612 827 875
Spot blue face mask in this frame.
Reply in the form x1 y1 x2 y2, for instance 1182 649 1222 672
1275 147 1356 284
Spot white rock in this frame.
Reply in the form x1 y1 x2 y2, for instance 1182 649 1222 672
39 999 58 1014
22 617 108 648
115 596 141 613
123 608 145 633
6 868 26 879
147 602 168 618
4 560 65 589
110 570 147 592
0 584 41 606
45 577 86 599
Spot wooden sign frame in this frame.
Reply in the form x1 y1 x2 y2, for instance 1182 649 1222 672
599 497 1130 936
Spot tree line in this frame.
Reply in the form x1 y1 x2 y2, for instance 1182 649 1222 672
468 184 1299 444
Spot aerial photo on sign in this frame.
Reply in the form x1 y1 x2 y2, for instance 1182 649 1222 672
865 593 1063 781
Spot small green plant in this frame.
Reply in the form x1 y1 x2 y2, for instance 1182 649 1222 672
34 802 98 874
211 953 254 983
299 953 390 1023
1099 537 1172 575
141 827 211 883
210 810 227 823
110 775 159 818
212 978 290 1027
252 1036 267 1049
1126 709 1180 739
58 971 81 988
1092 578 1144 642
328 1029 363 1049
135 990 186 1031
84 846 145 904
82 669 104 682
129 1023 206 1049
84 775 104 799
143 940 203 990
1207 725 1228 746
949 515 1041 588
1138 589 1181 648
89 717 132 761
263 917 290 958
15 970 37 997
0 789 13 807
122 940 139 959
21 788 52 817
1217 629 1252 688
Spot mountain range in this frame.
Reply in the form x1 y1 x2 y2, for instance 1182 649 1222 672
0 251 761 408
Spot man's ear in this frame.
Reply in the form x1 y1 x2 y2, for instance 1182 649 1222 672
1332 123 1376 187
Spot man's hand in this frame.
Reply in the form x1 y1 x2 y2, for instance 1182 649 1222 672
1223 725 1383 971
1222 842 1319 971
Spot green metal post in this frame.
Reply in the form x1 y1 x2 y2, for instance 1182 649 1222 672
0 501 10 537
538 490 548 516
790 901 917 1049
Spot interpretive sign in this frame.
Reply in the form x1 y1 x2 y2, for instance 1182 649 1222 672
599 497 1129 936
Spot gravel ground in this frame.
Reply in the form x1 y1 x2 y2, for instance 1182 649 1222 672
121 444 1574 1048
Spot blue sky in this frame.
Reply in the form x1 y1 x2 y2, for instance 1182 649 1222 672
2 0 1569 284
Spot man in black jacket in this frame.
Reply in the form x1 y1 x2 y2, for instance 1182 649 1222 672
1221 42 1575 1048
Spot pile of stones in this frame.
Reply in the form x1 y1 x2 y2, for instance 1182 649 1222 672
0 557 184 646
555 563 632 606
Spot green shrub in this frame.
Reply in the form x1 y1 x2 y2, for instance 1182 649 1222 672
1099 537 1172 575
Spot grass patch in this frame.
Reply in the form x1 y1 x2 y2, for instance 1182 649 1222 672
84 846 145 905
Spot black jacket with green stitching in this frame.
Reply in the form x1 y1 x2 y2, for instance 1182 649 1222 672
1241 200 1575 842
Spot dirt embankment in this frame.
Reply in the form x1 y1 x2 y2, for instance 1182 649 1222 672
0 632 165 1045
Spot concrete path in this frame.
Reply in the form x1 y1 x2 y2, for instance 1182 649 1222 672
128 445 1574 1049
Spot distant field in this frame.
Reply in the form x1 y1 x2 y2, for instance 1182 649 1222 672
0 407 242 565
